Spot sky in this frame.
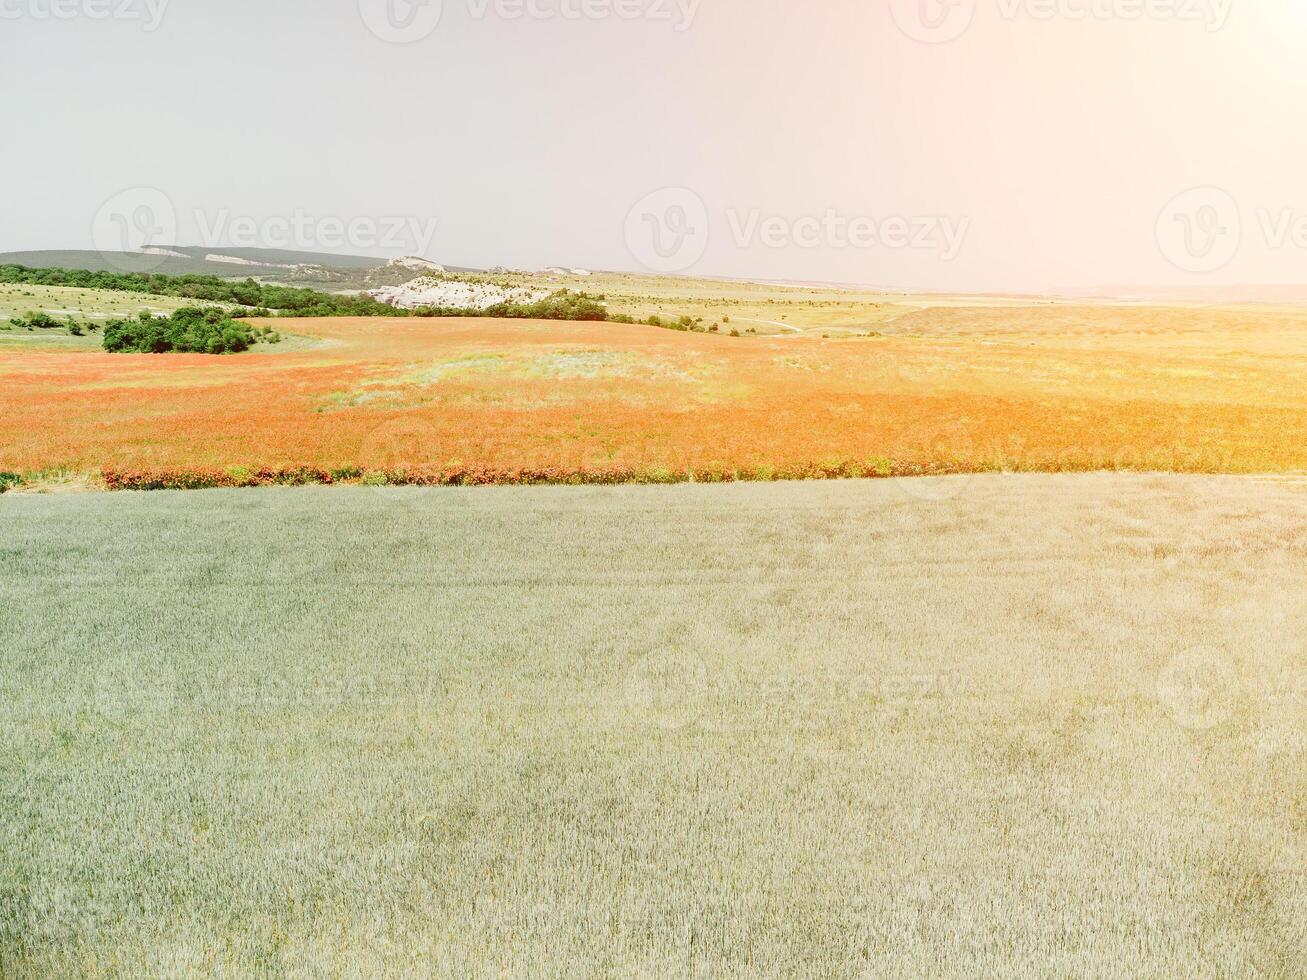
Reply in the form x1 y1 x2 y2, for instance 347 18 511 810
3 0 1307 292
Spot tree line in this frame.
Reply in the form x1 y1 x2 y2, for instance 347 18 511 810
0 264 613 321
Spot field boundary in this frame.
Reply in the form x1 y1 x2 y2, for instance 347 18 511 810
0 459 1267 493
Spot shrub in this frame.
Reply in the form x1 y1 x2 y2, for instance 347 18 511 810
8 311 64 330
102 308 257 354
487 291 608 321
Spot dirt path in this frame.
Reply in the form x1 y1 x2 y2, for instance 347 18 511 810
733 317 803 334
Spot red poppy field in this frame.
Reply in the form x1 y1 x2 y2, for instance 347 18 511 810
6 303 1307 490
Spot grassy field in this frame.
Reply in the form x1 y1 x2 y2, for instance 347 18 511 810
1 474 1303 976
7 298 1307 487
0 284 276 357
0 283 202 323
484 269 1054 335
0 284 211 353
535 270 923 334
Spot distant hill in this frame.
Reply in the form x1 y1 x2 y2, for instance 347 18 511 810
147 246 391 269
0 250 254 277
0 249 485 290
0 248 394 278
1060 283 1307 305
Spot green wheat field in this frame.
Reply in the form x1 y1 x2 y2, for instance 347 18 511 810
2 475 1304 977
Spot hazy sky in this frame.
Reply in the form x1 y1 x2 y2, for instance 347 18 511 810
4 0 1307 291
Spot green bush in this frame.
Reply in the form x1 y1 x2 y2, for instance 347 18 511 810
102 308 257 354
486 290 608 321
8 311 64 330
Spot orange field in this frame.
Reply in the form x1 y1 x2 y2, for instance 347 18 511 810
5 304 1307 489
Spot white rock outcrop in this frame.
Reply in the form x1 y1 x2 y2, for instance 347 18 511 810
368 277 550 311
388 256 447 273
205 253 268 266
